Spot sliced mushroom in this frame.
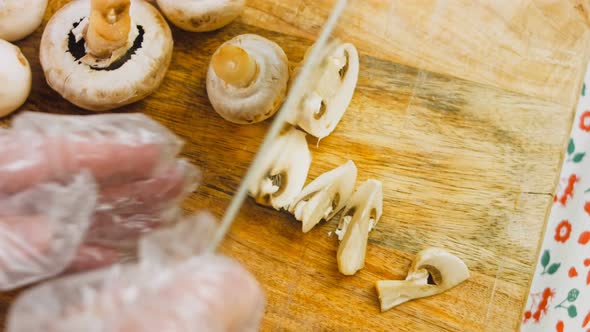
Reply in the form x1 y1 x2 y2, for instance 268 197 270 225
248 127 311 210
207 34 289 124
0 0 48 41
156 0 245 32
336 179 382 275
0 40 31 118
376 247 470 312
287 41 359 139
289 160 357 233
40 0 173 111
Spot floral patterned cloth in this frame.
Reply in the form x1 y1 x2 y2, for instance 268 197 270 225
521 65 590 332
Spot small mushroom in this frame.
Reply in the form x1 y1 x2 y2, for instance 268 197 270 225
289 160 357 233
336 179 382 275
206 34 289 124
0 0 48 41
287 41 359 139
40 0 173 111
0 40 31 117
376 247 470 312
248 127 311 210
156 0 245 32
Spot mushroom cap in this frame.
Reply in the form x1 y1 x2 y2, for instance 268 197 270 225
248 127 311 210
156 0 245 32
206 34 289 124
287 42 359 138
408 247 470 290
39 0 173 111
0 40 31 117
0 0 48 41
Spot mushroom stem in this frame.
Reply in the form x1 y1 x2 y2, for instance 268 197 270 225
376 277 440 312
211 45 258 87
86 0 132 58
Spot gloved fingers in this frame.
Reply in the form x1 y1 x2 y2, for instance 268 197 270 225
86 211 172 248
7 255 265 332
0 112 183 194
97 159 200 214
0 174 97 290
65 244 124 274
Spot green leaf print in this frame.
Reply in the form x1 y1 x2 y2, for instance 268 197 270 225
547 263 561 275
583 82 586 97
568 138 575 155
541 250 550 268
568 305 578 318
567 289 580 302
574 153 586 163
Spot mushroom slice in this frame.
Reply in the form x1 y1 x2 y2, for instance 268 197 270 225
287 41 359 139
336 179 382 275
289 160 357 233
0 40 31 118
156 0 245 32
207 34 289 124
40 0 173 111
0 0 48 41
376 248 470 312
248 127 311 210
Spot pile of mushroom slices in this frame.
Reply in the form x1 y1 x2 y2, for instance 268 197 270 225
205 35 471 312
0 0 47 118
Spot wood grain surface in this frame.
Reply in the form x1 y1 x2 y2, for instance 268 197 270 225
2 0 590 331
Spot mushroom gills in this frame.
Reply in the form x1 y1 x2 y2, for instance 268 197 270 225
376 248 470 312
287 41 359 139
248 127 311 210
336 179 383 275
67 17 144 71
289 160 357 233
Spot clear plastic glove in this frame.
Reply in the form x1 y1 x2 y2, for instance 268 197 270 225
0 112 200 289
7 214 266 332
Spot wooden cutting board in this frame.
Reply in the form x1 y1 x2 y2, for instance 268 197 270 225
2 0 590 331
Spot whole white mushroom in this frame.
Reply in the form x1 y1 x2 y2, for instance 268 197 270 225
0 39 31 117
206 34 289 124
156 0 245 32
0 0 48 41
40 0 173 111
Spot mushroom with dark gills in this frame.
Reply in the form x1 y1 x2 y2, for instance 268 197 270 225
287 41 359 139
0 0 48 41
207 34 289 124
156 0 245 32
248 127 311 210
0 40 31 117
289 160 357 233
376 248 470 312
336 179 383 275
40 0 173 111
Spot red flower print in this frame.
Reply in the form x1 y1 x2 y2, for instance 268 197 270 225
554 220 572 243
585 259 590 266
557 175 579 206
585 202 590 215
580 111 590 132
532 288 555 322
556 320 564 332
579 231 590 245
583 311 590 328
569 267 578 278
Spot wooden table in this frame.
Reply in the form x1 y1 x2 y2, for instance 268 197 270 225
2 0 590 331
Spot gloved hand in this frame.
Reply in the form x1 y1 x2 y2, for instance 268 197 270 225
0 112 200 289
7 214 266 332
